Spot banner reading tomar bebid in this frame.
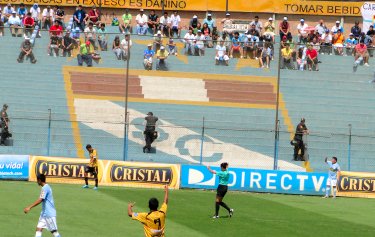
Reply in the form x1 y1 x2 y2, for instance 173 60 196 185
338 171 375 198
29 156 180 189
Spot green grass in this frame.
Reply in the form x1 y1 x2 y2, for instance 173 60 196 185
2 181 375 237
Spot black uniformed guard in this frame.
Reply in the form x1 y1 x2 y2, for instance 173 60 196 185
293 118 309 161
143 112 158 153
1 104 11 146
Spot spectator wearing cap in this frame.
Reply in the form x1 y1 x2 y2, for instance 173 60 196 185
167 38 177 56
250 15 262 33
230 31 243 58
333 29 345 55
215 40 229 66
121 33 132 60
42 5 53 29
184 28 195 55
147 10 159 35
62 29 74 57
221 13 234 37
144 44 155 70
170 10 181 37
320 29 332 55
120 8 132 34
354 40 370 67
136 9 148 35
73 5 88 31
153 30 163 52
306 44 319 71
23 12 35 37
351 21 361 39
3 4 14 24
97 23 108 51
17 3 27 20
345 33 358 56
259 42 272 68
189 15 200 33
279 16 291 41
54 5 65 28
281 43 295 70
315 20 327 36
194 30 206 56
243 34 259 59
30 4 41 37
84 22 97 50
263 17 275 42
88 5 100 26
17 37 36 63
331 20 343 35
159 11 170 37
49 20 63 38
112 35 122 60
297 18 309 44
203 13 215 31
156 46 168 70
77 41 93 67
8 11 22 37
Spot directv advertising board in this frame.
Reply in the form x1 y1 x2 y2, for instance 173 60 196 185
181 165 328 196
0 155 29 180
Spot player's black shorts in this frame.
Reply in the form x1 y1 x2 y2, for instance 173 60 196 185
216 184 228 198
85 166 98 176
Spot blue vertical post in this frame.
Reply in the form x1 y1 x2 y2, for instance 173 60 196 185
199 117 205 165
47 109 51 156
125 112 129 161
348 124 352 171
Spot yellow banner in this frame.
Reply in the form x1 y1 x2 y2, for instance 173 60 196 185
0 0 364 16
29 156 180 189
338 171 375 198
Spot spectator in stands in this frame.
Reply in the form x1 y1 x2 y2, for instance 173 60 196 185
259 42 271 68
331 20 343 35
23 12 35 37
297 18 309 44
136 9 148 35
315 20 327 36
293 118 309 161
0 12 4 36
167 38 177 56
345 33 358 56
153 30 163 52
230 31 243 58
333 29 344 55
320 29 332 55
54 6 65 28
296 45 307 71
280 35 288 49
306 44 319 71
367 25 375 37
281 43 294 69
112 35 122 60
84 22 97 50
263 17 275 42
194 30 205 56
144 43 155 70
279 16 291 41
73 5 88 31
221 13 233 38
189 15 200 33
156 46 168 70
62 29 74 57
88 6 100 26
8 11 22 37
143 112 158 153
359 32 373 46
97 23 107 51
17 3 27 20
30 4 41 37
77 41 93 67
351 21 361 39
71 26 81 44
170 10 181 37
147 10 159 35
203 13 215 31
49 20 63 38
0 104 11 146
244 34 258 59
212 26 219 46
184 28 195 55
48 33 60 57
2 4 14 24
354 40 370 67
17 37 36 63
159 12 170 37
215 40 229 66
311 37 320 52
42 6 53 29
120 8 132 34
250 16 262 33
121 33 132 60
245 23 260 37
202 23 213 48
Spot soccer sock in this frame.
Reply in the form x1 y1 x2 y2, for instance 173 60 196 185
333 187 337 197
85 177 88 186
215 202 220 216
95 178 98 187
52 232 61 237
325 187 330 197
35 231 42 237
220 202 230 212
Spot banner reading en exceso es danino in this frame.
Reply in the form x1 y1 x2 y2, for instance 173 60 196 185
181 165 328 196
0 155 29 180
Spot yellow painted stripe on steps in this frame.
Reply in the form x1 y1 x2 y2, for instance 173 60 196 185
236 58 261 70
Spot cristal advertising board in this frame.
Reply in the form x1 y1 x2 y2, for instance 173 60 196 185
181 165 328 195
0 155 29 180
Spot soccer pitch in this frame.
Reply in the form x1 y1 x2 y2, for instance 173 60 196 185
2 181 375 237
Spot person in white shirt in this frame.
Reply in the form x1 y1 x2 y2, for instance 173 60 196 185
8 11 22 37
84 22 97 49
215 40 229 66
221 12 234 37
42 6 54 29
315 20 326 36
194 30 206 56
121 33 132 60
184 29 195 55
159 12 171 37
2 4 14 24
170 10 181 37
136 9 148 35
331 20 343 34
250 16 262 33
297 18 308 43
320 29 332 55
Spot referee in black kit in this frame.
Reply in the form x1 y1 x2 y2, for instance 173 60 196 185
143 112 158 153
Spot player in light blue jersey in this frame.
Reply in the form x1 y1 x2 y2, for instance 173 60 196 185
323 157 341 198
24 174 61 237
207 162 234 219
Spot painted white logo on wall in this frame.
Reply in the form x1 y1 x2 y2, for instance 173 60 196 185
361 2 375 33
188 168 216 185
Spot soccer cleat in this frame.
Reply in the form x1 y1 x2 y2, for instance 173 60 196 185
93 187 98 190
82 185 89 188
229 209 234 217
212 215 219 219
322 195 328 198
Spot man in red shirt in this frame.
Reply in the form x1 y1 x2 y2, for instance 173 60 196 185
354 40 369 66
279 16 292 41
88 6 100 25
306 44 319 71
23 12 35 37
49 20 63 37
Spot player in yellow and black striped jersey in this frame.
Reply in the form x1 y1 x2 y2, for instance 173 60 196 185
83 144 99 190
128 186 169 237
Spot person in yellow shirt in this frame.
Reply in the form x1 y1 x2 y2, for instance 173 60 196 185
128 185 169 237
156 46 168 70
281 43 295 70
83 144 99 190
